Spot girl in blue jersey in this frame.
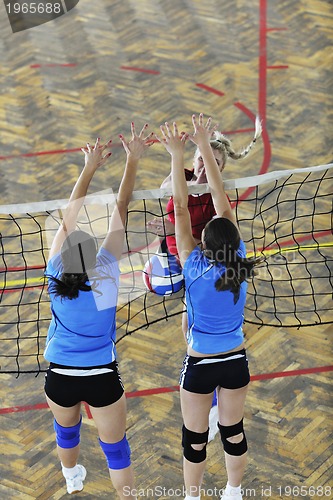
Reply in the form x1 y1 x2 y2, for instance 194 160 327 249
147 123 260 444
44 123 153 498
156 113 262 500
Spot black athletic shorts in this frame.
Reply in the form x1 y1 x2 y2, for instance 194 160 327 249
179 348 250 394
44 360 124 408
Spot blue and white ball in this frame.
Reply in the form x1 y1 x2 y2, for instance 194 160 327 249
143 253 184 296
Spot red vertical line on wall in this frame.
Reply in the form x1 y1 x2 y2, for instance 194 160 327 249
235 0 272 203
258 0 271 175
259 0 268 126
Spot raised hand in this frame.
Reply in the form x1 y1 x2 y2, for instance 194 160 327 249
146 217 175 236
155 121 188 156
119 122 154 160
81 137 112 171
188 113 218 147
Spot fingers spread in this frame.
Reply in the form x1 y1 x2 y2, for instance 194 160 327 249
93 137 100 150
205 117 212 129
159 125 167 140
119 134 128 149
101 139 112 152
173 121 178 136
164 122 171 136
144 131 154 142
139 122 149 138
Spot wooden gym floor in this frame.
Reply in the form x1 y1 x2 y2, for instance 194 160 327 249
0 0 332 499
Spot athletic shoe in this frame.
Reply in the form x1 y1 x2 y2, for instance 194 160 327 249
220 484 242 500
208 404 219 442
220 493 242 500
63 464 87 495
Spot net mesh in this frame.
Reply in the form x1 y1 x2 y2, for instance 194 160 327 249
0 164 332 375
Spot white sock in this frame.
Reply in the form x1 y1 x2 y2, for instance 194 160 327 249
225 482 242 495
61 463 79 479
184 495 201 500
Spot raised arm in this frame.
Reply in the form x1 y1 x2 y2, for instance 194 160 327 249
101 122 153 260
156 122 196 266
189 113 238 227
48 138 112 261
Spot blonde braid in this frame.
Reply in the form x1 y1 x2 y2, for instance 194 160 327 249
211 116 262 161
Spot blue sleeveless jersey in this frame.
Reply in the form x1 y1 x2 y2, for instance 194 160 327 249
44 247 120 366
183 241 248 354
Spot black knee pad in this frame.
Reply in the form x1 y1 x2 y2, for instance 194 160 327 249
218 419 248 456
182 425 209 463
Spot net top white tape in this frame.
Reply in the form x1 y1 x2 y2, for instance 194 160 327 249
0 163 332 214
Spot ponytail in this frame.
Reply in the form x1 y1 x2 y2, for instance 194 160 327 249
47 273 91 300
47 229 98 299
210 116 262 165
203 217 263 304
214 254 262 304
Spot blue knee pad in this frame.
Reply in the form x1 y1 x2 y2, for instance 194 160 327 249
99 435 131 470
54 416 82 449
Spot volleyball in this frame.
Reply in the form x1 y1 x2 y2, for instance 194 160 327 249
142 252 184 296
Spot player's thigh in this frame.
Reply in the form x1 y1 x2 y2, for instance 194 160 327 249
180 387 214 432
89 393 127 443
217 385 249 426
45 395 82 427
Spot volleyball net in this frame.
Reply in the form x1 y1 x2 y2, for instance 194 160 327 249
0 163 332 375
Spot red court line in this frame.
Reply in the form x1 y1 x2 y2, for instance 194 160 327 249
83 402 92 419
0 365 332 416
0 148 82 161
267 65 289 70
195 83 225 96
0 265 45 272
264 230 332 251
126 385 180 399
120 66 160 75
223 127 255 135
266 27 287 32
0 144 126 161
30 63 77 68
251 365 333 381
1 286 45 294
0 128 256 161
0 402 49 414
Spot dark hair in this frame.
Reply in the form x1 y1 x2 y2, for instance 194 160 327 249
203 217 262 304
48 230 98 300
